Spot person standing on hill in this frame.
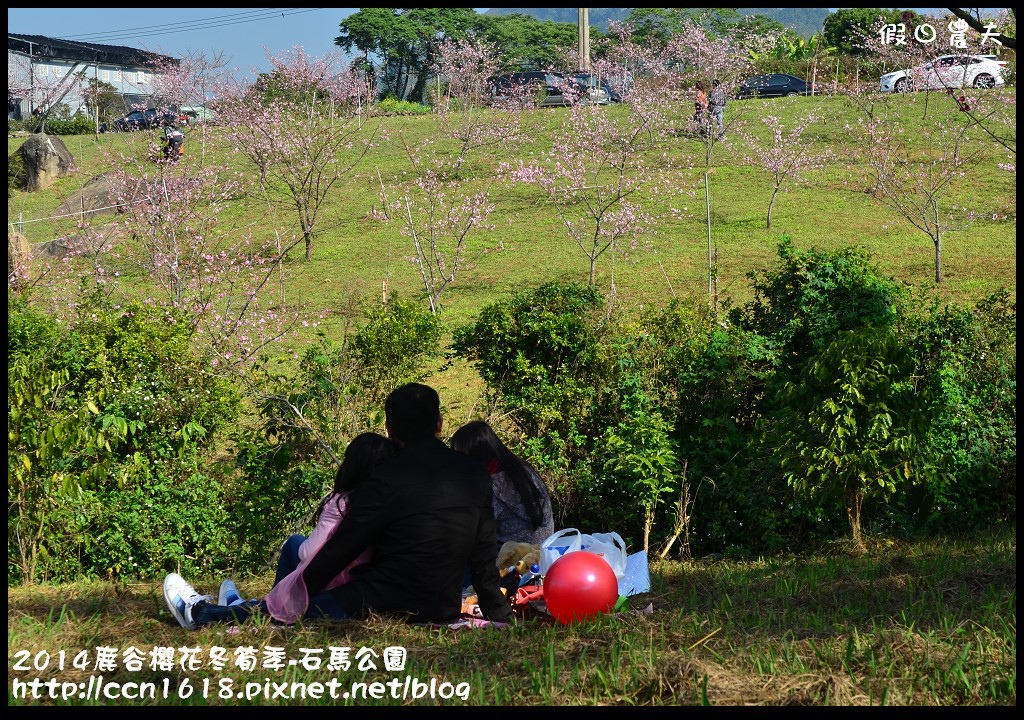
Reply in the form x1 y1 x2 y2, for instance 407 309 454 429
709 78 728 140
693 80 709 133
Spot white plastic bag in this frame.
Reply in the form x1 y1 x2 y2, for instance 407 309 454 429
581 531 628 580
539 528 582 574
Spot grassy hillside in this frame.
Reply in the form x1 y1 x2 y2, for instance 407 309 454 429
8 90 1017 415
7 92 1016 707
10 93 1015 305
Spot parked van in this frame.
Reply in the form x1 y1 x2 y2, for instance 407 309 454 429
491 71 608 107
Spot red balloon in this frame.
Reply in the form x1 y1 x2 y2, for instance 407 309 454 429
543 551 619 625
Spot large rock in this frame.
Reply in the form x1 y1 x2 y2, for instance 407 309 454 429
11 133 76 191
55 174 119 219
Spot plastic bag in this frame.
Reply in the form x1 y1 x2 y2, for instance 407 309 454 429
581 531 627 580
539 528 582 575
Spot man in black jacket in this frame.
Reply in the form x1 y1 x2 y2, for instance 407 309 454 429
301 383 513 624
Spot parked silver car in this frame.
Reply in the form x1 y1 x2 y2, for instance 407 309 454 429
880 54 1007 92
491 71 609 107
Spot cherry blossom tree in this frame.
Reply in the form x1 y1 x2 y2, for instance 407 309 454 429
144 51 231 162
607 16 778 307
7 59 88 133
428 37 531 175
500 99 689 294
738 113 831 229
21 135 304 371
376 154 495 315
858 107 981 283
841 11 1011 284
215 47 376 260
852 9 1015 153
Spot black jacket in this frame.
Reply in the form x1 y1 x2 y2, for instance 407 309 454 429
302 436 513 624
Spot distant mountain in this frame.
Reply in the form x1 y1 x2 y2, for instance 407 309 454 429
482 8 833 37
738 8 832 37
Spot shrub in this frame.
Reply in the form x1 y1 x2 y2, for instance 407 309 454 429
83 460 233 581
8 291 239 583
454 282 611 520
373 98 433 116
585 376 681 551
353 295 442 406
879 289 1017 534
453 281 608 438
757 327 934 550
729 236 908 372
39 116 96 135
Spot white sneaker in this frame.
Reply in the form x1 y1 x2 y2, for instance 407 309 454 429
218 578 244 606
163 573 212 630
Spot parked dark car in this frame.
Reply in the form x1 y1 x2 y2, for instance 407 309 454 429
491 71 608 107
736 74 815 99
100 108 178 133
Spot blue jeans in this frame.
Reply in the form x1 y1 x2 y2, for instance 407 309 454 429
190 592 349 626
274 534 306 587
711 106 725 136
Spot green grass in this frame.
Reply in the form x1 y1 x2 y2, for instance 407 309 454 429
7 529 1015 705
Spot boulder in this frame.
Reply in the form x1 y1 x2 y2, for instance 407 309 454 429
55 174 120 219
11 133 76 191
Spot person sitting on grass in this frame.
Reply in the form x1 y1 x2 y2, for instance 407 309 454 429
162 432 397 629
164 384 513 628
449 420 554 547
299 383 513 625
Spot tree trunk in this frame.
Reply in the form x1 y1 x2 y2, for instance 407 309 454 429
847 487 867 554
767 186 779 229
705 172 712 297
410 65 428 103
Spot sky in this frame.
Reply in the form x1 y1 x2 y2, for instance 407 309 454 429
8 8 488 79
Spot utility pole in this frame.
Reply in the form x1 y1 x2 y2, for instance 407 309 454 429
578 8 591 72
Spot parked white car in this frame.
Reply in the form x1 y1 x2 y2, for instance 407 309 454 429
880 54 1007 93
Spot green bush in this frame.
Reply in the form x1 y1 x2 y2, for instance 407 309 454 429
729 236 908 372
227 439 332 572
454 281 608 438
8 291 240 583
353 295 442 406
454 281 611 522
879 289 1017 534
585 375 681 550
758 327 934 549
373 98 433 116
83 459 233 581
39 116 97 135
451 251 1013 557
9 115 97 135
